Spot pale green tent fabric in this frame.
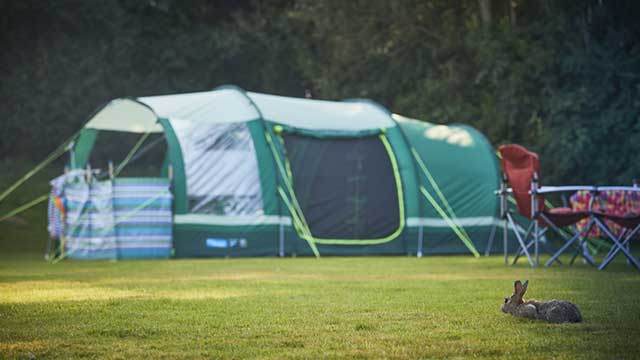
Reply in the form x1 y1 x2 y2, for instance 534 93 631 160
248 92 395 131
71 85 515 258
85 99 162 133
89 88 396 131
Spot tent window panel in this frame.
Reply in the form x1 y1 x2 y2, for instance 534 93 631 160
283 134 400 240
172 121 263 216
87 131 168 177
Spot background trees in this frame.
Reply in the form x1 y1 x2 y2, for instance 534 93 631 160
1 0 638 185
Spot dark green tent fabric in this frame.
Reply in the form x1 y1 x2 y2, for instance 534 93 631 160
283 134 400 240
397 116 508 254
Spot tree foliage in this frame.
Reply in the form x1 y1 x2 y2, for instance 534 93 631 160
1 0 638 185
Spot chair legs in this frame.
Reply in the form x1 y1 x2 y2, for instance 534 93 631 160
501 212 632 269
506 215 564 267
511 227 563 266
484 223 497 257
542 239 563 265
512 238 533 266
594 218 640 271
510 221 533 265
598 229 634 270
568 239 596 266
544 216 596 267
506 214 535 267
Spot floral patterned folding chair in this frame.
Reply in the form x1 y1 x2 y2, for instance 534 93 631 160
591 186 640 270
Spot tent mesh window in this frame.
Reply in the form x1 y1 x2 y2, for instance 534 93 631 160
88 131 168 177
283 134 400 240
173 122 264 215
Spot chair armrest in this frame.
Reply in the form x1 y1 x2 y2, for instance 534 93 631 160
534 186 597 194
596 186 640 192
535 186 640 194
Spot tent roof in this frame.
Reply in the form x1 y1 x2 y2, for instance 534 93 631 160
247 92 394 131
84 87 396 133
138 89 258 125
84 98 163 133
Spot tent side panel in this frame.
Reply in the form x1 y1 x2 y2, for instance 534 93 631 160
399 119 503 254
385 126 420 254
158 117 188 214
173 223 280 258
247 119 279 216
72 128 98 169
167 116 281 258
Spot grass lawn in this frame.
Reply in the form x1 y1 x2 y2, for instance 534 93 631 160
1 254 639 359
1 160 639 358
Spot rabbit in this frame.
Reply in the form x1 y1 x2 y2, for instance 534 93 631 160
501 280 583 323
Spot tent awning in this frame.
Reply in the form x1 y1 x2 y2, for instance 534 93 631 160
84 99 163 133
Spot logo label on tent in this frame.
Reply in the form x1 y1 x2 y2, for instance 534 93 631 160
205 238 247 248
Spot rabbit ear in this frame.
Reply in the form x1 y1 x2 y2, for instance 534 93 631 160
514 280 523 295
521 280 529 296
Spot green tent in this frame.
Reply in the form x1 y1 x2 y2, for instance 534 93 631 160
71 85 506 258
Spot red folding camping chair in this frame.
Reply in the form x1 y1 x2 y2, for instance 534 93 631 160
498 144 596 267
592 186 640 270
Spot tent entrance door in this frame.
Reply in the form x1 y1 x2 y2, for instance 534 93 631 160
282 133 401 241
